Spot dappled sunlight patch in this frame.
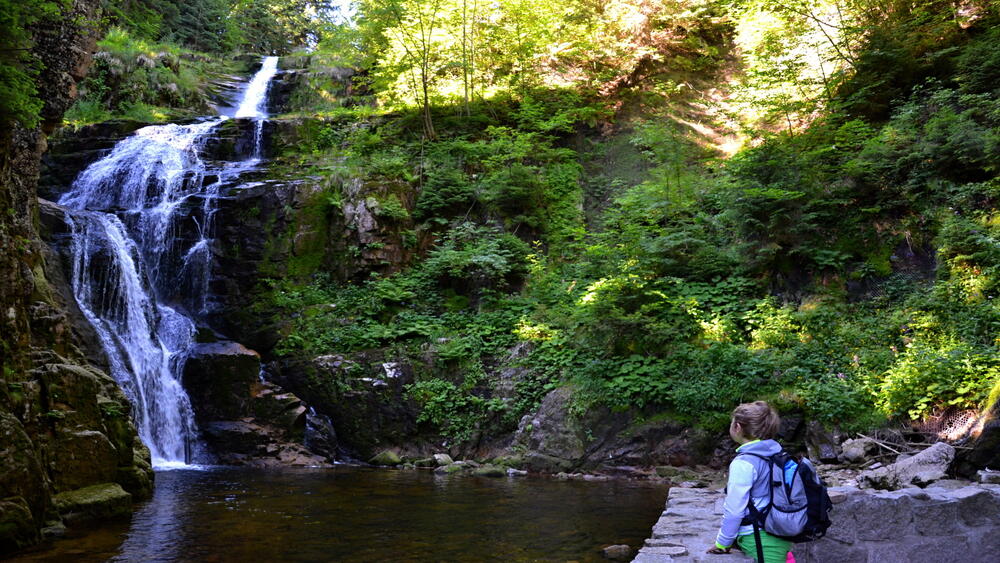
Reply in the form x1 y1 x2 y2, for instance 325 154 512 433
698 315 735 343
745 299 803 350
514 319 558 342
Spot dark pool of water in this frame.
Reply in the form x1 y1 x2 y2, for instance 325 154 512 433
13 466 667 562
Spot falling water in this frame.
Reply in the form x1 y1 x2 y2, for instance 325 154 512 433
235 56 278 159
59 56 279 467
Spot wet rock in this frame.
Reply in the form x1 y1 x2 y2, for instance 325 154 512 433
272 352 419 461
181 341 261 423
50 430 118 492
39 120 149 199
438 463 466 474
601 544 633 560
978 470 1000 484
0 413 50 536
116 463 153 499
369 450 402 466
858 442 955 490
304 409 339 460
523 452 574 474
433 453 454 466
202 421 271 456
1 0 152 554
273 446 329 467
0 499 38 554
40 520 66 540
52 483 131 524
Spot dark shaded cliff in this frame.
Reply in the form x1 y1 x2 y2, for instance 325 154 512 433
0 1 153 554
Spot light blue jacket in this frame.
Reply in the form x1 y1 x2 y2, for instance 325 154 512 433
714 439 783 549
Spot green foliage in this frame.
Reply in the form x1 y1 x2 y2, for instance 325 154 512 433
879 342 1000 419
259 0 1000 438
407 378 505 442
63 26 243 126
0 0 64 127
100 0 339 54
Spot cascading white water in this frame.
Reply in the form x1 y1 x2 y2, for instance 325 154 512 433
235 56 278 159
59 56 279 467
235 56 278 118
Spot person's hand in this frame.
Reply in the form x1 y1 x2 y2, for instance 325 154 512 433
707 546 731 554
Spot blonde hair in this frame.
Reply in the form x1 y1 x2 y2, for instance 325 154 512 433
732 401 780 440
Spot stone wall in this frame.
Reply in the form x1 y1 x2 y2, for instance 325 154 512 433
796 484 1000 562
634 484 1000 562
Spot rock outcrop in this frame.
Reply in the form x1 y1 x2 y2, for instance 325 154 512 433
180 340 333 467
0 0 155 555
858 442 956 489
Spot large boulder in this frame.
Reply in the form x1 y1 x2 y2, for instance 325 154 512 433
514 387 587 472
805 421 841 463
0 498 37 554
512 385 714 472
272 353 420 460
859 442 956 489
181 341 261 422
0 415 48 552
202 421 272 457
49 430 119 492
369 450 402 466
52 483 131 524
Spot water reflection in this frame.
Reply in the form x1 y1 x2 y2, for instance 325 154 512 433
14 467 668 562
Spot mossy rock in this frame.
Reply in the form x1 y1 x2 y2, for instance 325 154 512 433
433 453 454 466
116 464 153 500
53 483 131 523
368 450 402 466
473 465 506 478
0 498 38 554
492 455 524 469
654 466 698 480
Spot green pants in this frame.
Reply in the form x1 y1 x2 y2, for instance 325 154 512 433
737 531 792 562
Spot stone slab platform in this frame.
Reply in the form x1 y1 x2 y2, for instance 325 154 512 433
634 482 1000 563
633 487 752 562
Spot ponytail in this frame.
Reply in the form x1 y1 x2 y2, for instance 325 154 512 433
732 401 780 440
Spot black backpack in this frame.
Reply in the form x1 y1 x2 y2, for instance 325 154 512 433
739 451 833 560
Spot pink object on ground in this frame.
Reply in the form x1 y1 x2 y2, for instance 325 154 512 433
786 552 796 563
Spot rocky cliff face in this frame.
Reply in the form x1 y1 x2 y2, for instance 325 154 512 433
0 1 154 555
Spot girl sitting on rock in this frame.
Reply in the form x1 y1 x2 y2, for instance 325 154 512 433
706 401 795 562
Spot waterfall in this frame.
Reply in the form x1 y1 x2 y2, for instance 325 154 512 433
235 56 278 159
59 56 279 467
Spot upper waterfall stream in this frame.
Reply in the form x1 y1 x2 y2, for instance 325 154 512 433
59 56 279 467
